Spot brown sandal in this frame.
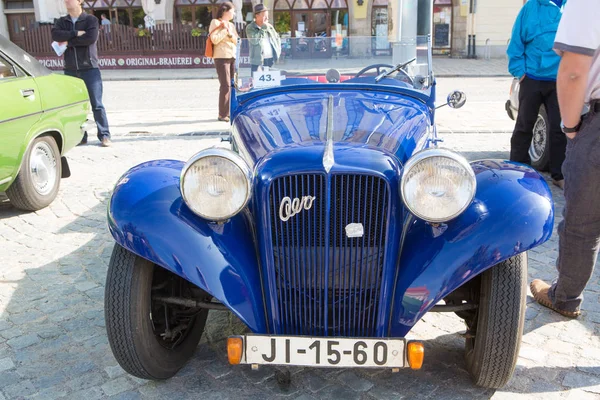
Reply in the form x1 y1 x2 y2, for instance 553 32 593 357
530 279 581 318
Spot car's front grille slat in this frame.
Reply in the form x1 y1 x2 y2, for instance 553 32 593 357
269 173 389 336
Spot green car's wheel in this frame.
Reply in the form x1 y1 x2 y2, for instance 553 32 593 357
105 244 210 380
6 135 61 211
464 252 527 388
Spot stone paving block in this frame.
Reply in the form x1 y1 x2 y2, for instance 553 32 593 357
562 371 600 394
33 325 65 340
0 328 23 341
518 345 548 363
204 360 233 379
240 365 275 384
46 309 75 323
30 370 70 392
101 377 135 397
107 390 143 400
366 385 405 399
75 281 100 292
428 387 484 400
316 384 362 400
7 334 40 350
36 300 68 315
293 394 317 400
0 320 13 332
0 357 14 372
84 287 105 303
64 386 107 400
3 379 36 398
28 385 69 400
263 374 303 397
67 371 106 392
105 365 127 379
295 371 331 393
8 311 47 326
564 388 600 400
0 371 19 390
337 371 374 392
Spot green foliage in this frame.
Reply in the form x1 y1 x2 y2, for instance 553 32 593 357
274 13 290 34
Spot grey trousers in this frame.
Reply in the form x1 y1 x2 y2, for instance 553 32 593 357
550 108 600 312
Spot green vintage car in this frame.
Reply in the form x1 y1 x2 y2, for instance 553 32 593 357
0 35 93 211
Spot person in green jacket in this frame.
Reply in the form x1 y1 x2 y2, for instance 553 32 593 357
246 3 281 73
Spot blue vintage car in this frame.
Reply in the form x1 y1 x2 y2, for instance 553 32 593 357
104 36 554 389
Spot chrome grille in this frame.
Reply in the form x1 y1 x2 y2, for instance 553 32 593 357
269 174 389 336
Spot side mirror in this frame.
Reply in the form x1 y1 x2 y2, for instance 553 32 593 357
447 90 467 109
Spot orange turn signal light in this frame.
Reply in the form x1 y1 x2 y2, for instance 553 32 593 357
227 337 243 365
407 341 424 370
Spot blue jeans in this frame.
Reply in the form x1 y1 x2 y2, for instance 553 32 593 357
65 68 111 140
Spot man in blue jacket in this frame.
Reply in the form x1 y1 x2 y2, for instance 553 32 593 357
507 0 565 188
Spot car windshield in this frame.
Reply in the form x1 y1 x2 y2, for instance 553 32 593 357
234 35 432 93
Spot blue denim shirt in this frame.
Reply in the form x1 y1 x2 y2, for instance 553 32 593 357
507 0 565 81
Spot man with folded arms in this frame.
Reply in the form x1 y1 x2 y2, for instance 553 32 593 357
52 0 112 147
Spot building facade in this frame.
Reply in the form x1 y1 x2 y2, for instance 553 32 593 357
1 0 524 59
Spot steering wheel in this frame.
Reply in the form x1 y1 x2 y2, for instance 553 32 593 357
354 63 414 85
355 64 394 78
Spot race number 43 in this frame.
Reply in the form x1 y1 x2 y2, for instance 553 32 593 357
253 70 282 88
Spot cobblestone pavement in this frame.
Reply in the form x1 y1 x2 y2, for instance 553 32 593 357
1 80 600 400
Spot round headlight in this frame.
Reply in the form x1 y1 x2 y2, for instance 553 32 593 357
180 149 252 221
401 149 476 223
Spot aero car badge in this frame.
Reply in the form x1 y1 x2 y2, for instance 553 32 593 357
279 196 316 221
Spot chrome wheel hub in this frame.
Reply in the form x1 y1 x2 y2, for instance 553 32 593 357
529 114 547 163
29 142 57 196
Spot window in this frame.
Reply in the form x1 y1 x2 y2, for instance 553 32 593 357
0 56 17 80
4 0 34 9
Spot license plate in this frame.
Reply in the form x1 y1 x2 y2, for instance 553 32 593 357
240 335 406 368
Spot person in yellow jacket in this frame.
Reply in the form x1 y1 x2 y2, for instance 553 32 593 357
209 1 238 122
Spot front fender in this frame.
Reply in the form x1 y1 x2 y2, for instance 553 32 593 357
107 160 267 333
390 160 554 336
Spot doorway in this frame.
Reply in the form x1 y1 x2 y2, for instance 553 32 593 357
6 13 36 47
291 11 331 59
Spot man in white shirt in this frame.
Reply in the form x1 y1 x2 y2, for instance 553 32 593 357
530 0 600 318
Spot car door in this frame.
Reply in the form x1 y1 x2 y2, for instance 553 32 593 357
0 51 42 187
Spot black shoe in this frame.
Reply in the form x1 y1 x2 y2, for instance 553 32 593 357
77 137 88 146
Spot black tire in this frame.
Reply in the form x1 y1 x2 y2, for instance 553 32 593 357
464 252 527 388
105 244 209 380
6 135 61 211
529 106 550 172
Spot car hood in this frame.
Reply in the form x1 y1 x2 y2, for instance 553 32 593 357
232 89 432 167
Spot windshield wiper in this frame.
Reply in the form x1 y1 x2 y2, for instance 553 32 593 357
375 58 417 83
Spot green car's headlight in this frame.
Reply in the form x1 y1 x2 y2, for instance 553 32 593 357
180 148 253 221
401 148 476 223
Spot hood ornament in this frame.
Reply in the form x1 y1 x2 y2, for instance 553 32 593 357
323 95 335 173
279 196 316 221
